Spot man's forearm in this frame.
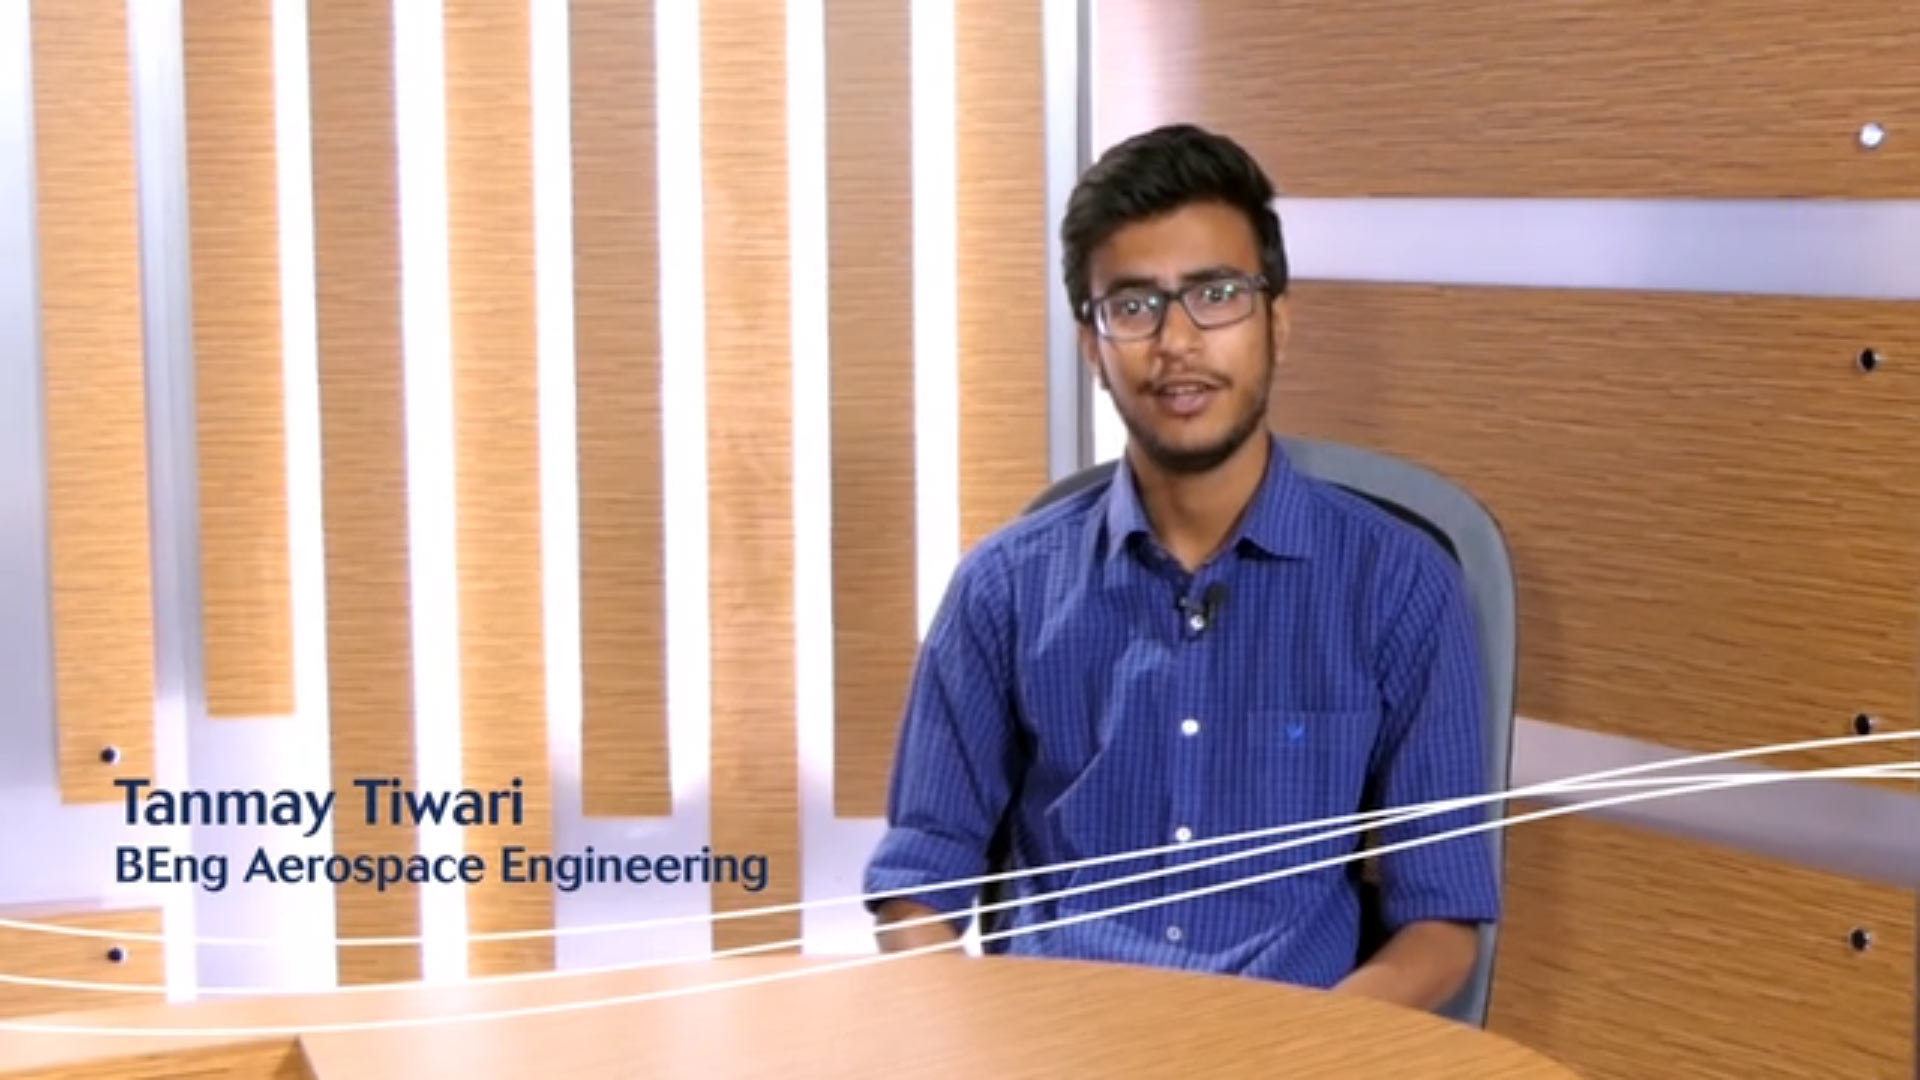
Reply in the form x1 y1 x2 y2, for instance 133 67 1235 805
872 899 964 954
1332 920 1479 1011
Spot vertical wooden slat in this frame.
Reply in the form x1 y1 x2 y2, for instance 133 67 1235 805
826 1 916 816
29 0 155 803
443 0 552 976
956 1 1050 548
703 0 798 952
182 4 294 719
571 0 670 818
307 0 420 984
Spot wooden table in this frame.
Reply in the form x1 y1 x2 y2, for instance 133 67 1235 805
0 954 1579 1078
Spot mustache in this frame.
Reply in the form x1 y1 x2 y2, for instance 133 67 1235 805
1143 372 1229 392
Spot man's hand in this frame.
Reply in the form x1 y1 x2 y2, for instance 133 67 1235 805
873 899 964 954
1332 920 1479 1011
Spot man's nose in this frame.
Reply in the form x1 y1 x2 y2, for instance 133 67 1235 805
1155 298 1203 356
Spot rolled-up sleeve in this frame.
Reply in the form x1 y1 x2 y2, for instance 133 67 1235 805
1369 547 1502 932
861 542 1023 932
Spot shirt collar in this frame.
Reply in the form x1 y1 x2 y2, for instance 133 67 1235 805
1097 432 1316 571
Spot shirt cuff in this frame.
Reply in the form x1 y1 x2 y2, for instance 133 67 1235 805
1377 831 1502 931
862 827 984 933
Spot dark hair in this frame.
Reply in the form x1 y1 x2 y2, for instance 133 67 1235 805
1060 123 1288 322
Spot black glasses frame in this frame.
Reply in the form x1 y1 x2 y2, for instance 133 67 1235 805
1082 272 1271 342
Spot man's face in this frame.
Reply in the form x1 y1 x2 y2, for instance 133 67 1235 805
1081 200 1285 475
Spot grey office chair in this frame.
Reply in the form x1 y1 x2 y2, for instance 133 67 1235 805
981 435 1517 1028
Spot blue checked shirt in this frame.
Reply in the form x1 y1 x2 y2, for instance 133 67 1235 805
863 435 1500 988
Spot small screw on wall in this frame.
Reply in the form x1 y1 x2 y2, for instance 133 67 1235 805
1851 712 1877 736
99 746 121 765
1857 348 1883 374
1858 122 1885 150
1848 927 1874 952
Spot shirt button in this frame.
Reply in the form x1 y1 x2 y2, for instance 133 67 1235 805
1180 718 1200 736
1186 613 1206 632
1173 825 1193 843
1166 925 1184 943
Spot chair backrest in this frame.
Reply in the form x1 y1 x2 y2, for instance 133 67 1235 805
997 436 1517 1028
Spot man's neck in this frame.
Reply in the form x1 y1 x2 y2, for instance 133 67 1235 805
1130 433 1271 572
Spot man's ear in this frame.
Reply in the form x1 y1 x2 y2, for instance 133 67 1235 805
1078 322 1110 391
1269 295 1291 365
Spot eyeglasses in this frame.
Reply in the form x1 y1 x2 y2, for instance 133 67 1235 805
1084 273 1269 342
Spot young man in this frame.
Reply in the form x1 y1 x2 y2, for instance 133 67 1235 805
861 124 1498 1011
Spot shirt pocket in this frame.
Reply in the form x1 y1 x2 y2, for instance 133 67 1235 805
1238 708 1381 865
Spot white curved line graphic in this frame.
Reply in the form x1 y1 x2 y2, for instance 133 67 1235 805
3 729 1908 950
1 762 1911 1000
0 761 1909 1036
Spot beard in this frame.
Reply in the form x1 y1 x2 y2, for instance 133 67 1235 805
1106 327 1274 476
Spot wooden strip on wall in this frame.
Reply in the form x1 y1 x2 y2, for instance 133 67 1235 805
444 0 552 977
1091 0 1919 198
182 4 294 719
29 0 155 804
1272 283 1920 780
307 0 419 984
1490 810 1914 1077
571 0 670 819
956 1 1050 550
0 905 161 1020
826 1 916 818
702 0 797 951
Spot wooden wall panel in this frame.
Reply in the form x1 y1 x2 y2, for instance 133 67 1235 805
956 1 1050 550
29 0 155 803
571 0 670 819
1272 283 1920 780
182 3 294 719
702 0 798 951
826 1 916 818
1092 0 1920 198
444 0 552 977
1490 811 1914 1077
0 905 161 1020
307 0 419 984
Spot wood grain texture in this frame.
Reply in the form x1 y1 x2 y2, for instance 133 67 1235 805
182 3 293 719
1490 810 1914 1078
0 957 1578 1078
0 906 160 1020
1272 283 1920 780
826 0 916 818
1092 0 1920 197
956 0 1051 550
570 0 670 819
444 0 552 977
307 0 419 984
701 0 798 951
0 1042 312 1080
29 0 155 803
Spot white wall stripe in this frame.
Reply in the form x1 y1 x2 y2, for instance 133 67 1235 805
529 0 581 860
268 0 337 992
1043 0 1089 482
655 0 712 846
910 0 959 639
124 0 201 1004
1277 197 1920 300
392 0 466 985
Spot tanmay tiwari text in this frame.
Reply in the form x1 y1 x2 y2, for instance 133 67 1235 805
107 777 770 894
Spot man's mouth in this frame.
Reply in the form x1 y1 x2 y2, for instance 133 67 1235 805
1152 380 1219 418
